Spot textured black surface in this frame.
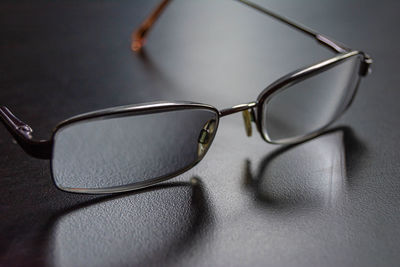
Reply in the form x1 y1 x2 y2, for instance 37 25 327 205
1 0 399 266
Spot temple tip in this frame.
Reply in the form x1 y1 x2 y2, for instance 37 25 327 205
130 0 171 52
131 37 145 52
131 26 148 52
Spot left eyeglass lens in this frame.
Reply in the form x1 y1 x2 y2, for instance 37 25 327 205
52 108 218 192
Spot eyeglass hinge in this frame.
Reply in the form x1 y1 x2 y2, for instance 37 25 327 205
0 107 34 139
0 106 53 159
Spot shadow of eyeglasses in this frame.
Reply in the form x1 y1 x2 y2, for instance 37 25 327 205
242 126 366 211
30 177 214 267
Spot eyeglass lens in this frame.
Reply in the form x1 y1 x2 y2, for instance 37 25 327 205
261 55 362 143
52 108 218 192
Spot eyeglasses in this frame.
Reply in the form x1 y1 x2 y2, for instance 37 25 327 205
0 0 372 194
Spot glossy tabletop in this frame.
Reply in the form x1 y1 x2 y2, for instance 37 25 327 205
0 0 399 266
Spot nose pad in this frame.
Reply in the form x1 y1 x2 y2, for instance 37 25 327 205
197 119 216 157
242 109 253 137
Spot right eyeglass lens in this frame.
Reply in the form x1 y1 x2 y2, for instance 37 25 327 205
262 55 362 143
52 107 218 193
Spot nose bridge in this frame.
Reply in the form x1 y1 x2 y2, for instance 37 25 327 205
219 102 257 117
219 102 257 137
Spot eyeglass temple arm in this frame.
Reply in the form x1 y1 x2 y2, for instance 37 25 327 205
0 106 52 159
131 0 349 54
237 0 371 71
131 0 171 52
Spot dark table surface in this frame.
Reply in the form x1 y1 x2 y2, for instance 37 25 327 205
1 0 399 266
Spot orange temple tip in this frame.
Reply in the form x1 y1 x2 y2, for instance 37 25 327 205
131 28 147 52
130 0 171 52
131 38 145 52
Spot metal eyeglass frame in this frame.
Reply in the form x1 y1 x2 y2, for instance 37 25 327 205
0 0 372 194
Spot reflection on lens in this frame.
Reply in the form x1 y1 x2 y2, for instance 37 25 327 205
52 108 218 192
262 55 361 143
